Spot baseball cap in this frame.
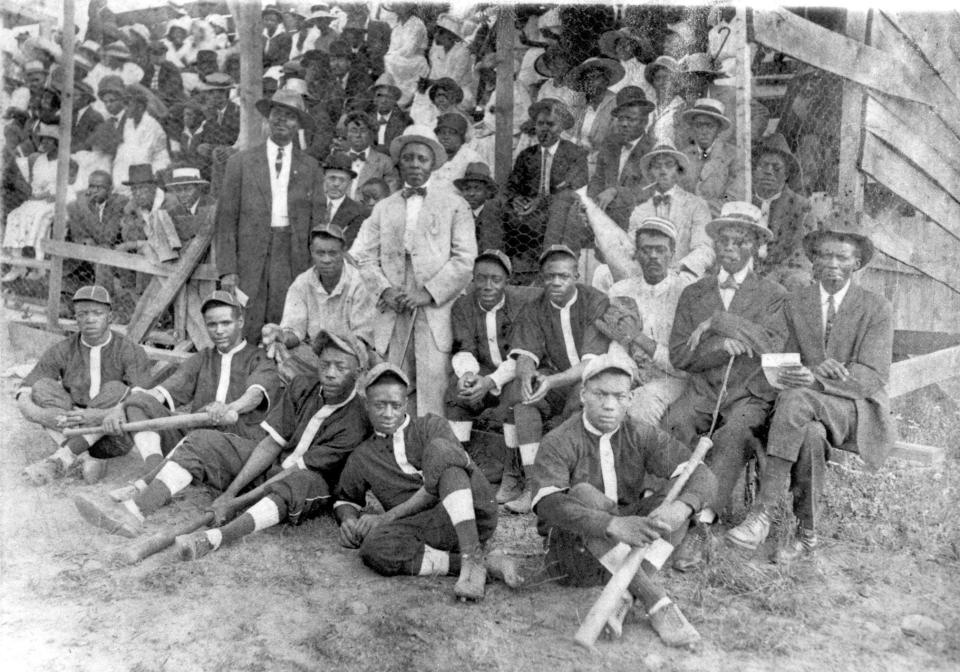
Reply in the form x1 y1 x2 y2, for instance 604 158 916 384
475 249 512 275
362 362 410 391
201 290 242 313
581 352 639 385
72 285 112 306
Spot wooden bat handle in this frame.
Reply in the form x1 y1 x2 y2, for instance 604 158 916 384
574 436 714 650
62 409 239 437
113 512 214 565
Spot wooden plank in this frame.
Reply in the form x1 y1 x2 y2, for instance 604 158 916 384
0 255 51 270
46 0 75 331
864 210 960 293
887 11 960 101
889 344 960 397
7 322 190 364
868 92 960 176
864 97 960 203
860 136 960 246
837 10 869 219
891 441 946 466
736 6 752 196
894 331 960 357
184 283 214 350
493 5 515 184
40 239 220 281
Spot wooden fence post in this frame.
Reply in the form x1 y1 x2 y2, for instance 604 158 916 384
228 0 265 151
494 6 516 184
735 6 752 198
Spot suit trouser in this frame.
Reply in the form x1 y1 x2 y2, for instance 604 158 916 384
765 387 856 527
244 228 294 343
661 394 770 514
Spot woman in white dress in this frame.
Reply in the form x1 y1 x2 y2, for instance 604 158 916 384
645 56 684 144
382 4 430 107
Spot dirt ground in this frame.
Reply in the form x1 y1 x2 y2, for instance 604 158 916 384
1 309 959 672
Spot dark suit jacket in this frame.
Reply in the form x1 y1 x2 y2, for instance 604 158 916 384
200 102 241 147
371 106 413 156
165 194 217 243
73 106 104 151
473 198 505 252
506 139 589 201
670 271 788 408
330 196 368 248
140 61 184 104
263 31 293 68
755 186 813 275
783 284 895 467
587 134 655 229
67 192 129 246
215 143 325 296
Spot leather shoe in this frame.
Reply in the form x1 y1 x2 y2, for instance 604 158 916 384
648 600 701 648
774 525 818 564
176 531 215 561
726 510 771 551
672 523 710 572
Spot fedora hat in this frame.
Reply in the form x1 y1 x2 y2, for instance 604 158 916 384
640 141 689 175
389 125 447 167
435 111 468 138
599 29 641 60
74 52 95 72
78 40 101 57
262 4 284 19
122 164 157 186
644 55 679 86
627 215 678 242
611 86 654 116
533 46 573 81
281 78 317 102
166 166 209 187
679 52 723 79
328 40 351 58
706 201 773 242
434 14 464 41
97 75 126 98
803 219 875 267
454 162 497 191
567 57 625 91
428 78 463 106
753 133 799 176
323 152 358 178
255 89 315 131
345 110 377 132
527 98 574 131
369 72 402 100
681 98 731 132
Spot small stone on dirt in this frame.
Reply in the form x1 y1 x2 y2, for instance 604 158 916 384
901 614 945 639
348 601 368 616
643 652 667 671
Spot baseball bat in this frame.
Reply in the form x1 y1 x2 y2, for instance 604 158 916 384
62 410 239 437
574 436 714 650
111 463 303 565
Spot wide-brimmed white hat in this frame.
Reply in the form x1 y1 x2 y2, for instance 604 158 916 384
165 166 209 187
706 201 773 242
680 98 731 132
640 141 690 176
389 125 447 168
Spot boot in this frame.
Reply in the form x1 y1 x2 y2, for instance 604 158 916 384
774 523 818 564
648 599 701 649
78 453 108 484
495 451 523 504
73 494 143 538
176 531 215 561
726 510 771 551
672 522 711 572
503 479 533 515
23 457 65 486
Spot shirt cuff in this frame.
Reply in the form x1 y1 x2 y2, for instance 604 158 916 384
152 386 176 412
487 359 517 394
509 349 540 367
531 485 566 510
451 352 481 379
333 500 362 511
260 421 288 448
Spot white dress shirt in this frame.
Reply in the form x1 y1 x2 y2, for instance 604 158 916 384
820 280 851 339
266 138 293 228
716 260 752 310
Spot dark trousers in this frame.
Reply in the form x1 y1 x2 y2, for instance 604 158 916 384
244 228 294 343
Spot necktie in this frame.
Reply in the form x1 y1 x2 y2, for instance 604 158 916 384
539 148 548 195
718 276 739 290
402 186 426 198
275 145 284 177
652 194 671 208
349 151 365 162
378 115 389 125
824 294 836 345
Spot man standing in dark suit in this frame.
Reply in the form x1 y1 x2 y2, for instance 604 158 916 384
369 74 412 156
454 162 504 253
504 99 588 275
587 86 655 230
321 153 368 248
215 90 325 342
661 201 788 571
727 224 893 561
67 81 104 151
198 73 240 150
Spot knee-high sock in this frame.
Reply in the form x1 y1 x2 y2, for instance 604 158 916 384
216 495 285 547
134 461 193 515
519 443 538 469
133 431 162 462
503 423 518 449
418 545 453 576
439 467 480 555
448 420 473 443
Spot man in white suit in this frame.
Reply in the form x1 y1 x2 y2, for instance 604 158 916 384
350 125 477 416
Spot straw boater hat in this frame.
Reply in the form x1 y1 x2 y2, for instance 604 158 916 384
389 125 447 167
640 141 690 175
305 7 336 25
203 72 234 89
23 60 46 75
753 133 799 176
567 57 625 90
369 73 402 100
644 55 679 86
262 4 284 19
803 217 875 267
434 14 464 41
165 166 209 187
681 98 731 132
527 98 575 130
77 40 101 59
323 152 358 178
281 78 317 102
255 89 315 131
599 29 642 60
166 16 192 35
705 201 774 242
611 86 655 115
97 75 126 98
103 41 132 60
627 215 678 242
36 123 58 141
453 162 497 192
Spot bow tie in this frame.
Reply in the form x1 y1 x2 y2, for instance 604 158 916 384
349 151 365 162
652 194 671 207
402 186 426 199
718 276 740 291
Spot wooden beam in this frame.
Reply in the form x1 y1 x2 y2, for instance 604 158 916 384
0 255 51 270
7 321 190 364
40 240 220 281
860 136 960 246
837 10 869 219
735 6 752 197
889 344 960 397
894 330 960 357
887 11 960 101
46 0 75 331
493 5 516 184
868 92 960 176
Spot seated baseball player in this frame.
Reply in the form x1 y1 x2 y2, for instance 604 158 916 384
261 223 376 382
444 250 523 474
531 353 717 648
660 202 787 572
102 291 281 498
335 363 520 602
75 331 371 561
727 224 893 561
596 216 689 426
19 285 152 486
501 244 611 514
